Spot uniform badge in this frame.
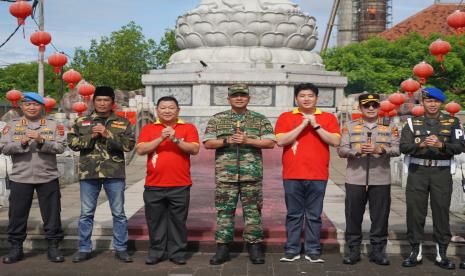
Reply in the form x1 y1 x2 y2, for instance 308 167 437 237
56 125 65 136
82 121 92 126
342 127 349 134
415 130 420 136
415 137 421 144
449 119 455 123
2 126 10 135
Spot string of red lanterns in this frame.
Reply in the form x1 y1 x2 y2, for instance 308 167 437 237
9 0 32 26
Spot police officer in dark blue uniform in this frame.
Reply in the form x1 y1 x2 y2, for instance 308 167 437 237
400 87 464 270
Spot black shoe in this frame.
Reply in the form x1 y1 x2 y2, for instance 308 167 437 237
170 257 187 265
369 244 389 266
145 255 161 265
115 251 133 263
402 244 422 267
305 254 325 263
248 243 265 264
279 253 300 262
2 241 24 264
460 260 465 269
210 243 230 265
47 240 64 263
72 252 91 263
343 246 361 265
434 244 455 270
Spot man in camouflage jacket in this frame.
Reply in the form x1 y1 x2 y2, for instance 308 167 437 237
203 84 275 265
68 86 135 263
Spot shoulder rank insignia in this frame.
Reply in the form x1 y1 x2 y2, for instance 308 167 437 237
392 127 399 137
56 125 65 136
2 125 10 135
21 119 27 126
40 118 46 125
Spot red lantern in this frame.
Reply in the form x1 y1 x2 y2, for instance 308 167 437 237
447 10 465 35
30 31 52 52
388 92 405 107
445 101 462 117
62 69 82 90
6 89 22 107
388 109 397 118
72 102 88 116
413 62 434 85
9 0 32 26
378 109 386 117
47 53 68 75
401 78 421 97
411 105 425 117
429 39 451 63
380 100 395 113
78 82 95 101
44 97 56 114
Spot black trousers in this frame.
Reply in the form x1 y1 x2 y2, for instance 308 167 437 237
345 184 391 247
406 165 452 245
8 179 64 243
143 186 190 259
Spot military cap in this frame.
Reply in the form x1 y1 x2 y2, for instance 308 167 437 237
422 87 446 102
228 84 249 96
358 93 380 105
22 92 45 105
94 86 115 101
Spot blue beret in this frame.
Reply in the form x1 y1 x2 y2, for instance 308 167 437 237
422 87 446 103
22 92 45 105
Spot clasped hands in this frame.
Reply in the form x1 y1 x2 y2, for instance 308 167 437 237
225 130 248 145
357 143 383 155
302 114 317 128
160 126 176 141
419 135 443 149
21 130 44 145
91 123 110 139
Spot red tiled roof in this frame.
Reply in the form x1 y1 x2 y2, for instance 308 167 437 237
379 4 461 40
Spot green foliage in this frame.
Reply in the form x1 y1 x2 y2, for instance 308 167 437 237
72 21 157 91
153 29 179 69
321 33 465 106
0 62 64 101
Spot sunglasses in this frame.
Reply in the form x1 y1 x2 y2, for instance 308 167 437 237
361 102 380 109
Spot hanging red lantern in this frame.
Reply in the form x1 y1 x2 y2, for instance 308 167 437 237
400 78 421 97
429 39 451 63
78 82 95 101
388 109 397 118
47 53 68 75
388 92 405 107
380 100 395 113
30 31 52 52
378 109 386 117
9 0 32 26
413 62 434 85
43 97 56 114
447 10 465 35
62 69 82 90
72 102 88 116
411 105 425 117
445 101 462 117
6 89 22 107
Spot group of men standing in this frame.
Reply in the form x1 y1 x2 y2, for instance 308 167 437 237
1 83 465 271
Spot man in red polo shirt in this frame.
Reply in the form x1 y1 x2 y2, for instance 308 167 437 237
275 83 341 263
136 96 200 266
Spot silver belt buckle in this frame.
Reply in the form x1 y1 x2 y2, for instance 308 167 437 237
426 159 433 166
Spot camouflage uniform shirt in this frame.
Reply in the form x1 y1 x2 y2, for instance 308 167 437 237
203 109 275 182
67 112 135 180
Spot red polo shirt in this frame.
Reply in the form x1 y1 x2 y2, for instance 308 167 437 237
137 119 199 187
275 108 340 180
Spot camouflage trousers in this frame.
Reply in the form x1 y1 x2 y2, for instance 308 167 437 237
215 181 264 244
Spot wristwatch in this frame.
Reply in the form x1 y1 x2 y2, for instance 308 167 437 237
313 125 321 131
172 137 181 144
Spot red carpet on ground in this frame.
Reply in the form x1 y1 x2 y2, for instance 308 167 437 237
128 148 337 246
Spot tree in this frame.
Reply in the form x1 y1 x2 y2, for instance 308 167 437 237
72 21 157 91
153 29 179 69
322 33 465 106
0 62 63 101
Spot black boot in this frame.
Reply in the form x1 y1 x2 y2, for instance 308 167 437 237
369 244 389 265
210 243 230 265
342 245 361 265
248 243 265 264
2 241 24 264
47 240 64 262
434 244 455 270
402 244 422 267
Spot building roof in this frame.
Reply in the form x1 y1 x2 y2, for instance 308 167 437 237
379 4 461 41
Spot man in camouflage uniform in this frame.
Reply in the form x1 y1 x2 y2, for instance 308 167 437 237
400 87 464 270
1 92 66 264
204 84 275 265
68 86 135 263
338 93 400 266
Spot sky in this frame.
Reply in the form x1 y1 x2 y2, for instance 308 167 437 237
0 0 453 67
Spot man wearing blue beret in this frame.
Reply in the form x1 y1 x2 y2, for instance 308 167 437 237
400 87 464 270
1 92 66 264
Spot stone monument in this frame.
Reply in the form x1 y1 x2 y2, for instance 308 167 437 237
142 0 347 130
